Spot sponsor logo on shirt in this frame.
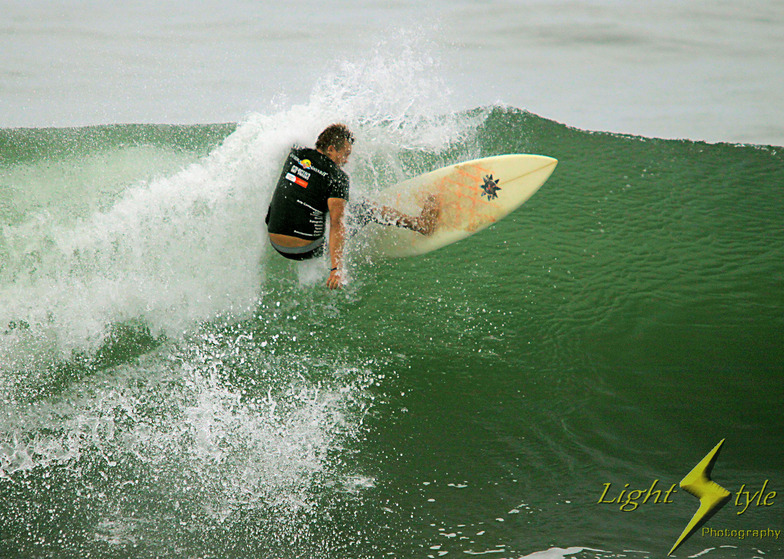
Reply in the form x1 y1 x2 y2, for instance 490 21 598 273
291 165 311 180
286 172 308 188
287 164 312 188
291 154 328 177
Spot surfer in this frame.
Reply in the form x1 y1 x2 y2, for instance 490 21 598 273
266 123 439 289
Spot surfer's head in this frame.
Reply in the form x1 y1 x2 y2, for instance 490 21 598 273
316 124 354 167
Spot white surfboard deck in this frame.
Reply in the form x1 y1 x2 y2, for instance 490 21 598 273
359 154 557 258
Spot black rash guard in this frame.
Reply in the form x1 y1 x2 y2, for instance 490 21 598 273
265 147 350 240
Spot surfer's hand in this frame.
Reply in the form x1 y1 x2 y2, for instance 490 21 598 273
327 269 344 290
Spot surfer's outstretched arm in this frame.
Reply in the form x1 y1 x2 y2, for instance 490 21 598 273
327 197 347 289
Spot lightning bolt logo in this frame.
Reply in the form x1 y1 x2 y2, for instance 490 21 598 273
668 439 731 556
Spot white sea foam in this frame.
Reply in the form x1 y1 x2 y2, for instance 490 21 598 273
0 328 377 529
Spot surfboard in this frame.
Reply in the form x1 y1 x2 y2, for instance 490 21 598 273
359 154 557 258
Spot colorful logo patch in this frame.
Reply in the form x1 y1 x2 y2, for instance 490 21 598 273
480 174 501 199
285 173 308 188
301 159 312 168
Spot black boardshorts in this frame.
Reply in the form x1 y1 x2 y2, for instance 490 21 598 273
269 236 325 261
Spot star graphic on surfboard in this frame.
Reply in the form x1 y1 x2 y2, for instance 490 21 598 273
480 174 501 199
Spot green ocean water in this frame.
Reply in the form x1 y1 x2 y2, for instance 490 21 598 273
1 107 782 559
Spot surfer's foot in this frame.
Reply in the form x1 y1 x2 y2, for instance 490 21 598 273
416 195 440 236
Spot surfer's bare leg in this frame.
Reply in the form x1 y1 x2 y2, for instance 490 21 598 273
375 195 440 236
418 195 440 235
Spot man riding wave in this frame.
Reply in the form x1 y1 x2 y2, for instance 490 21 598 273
266 124 439 289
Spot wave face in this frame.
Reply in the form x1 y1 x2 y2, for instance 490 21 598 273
1 50 782 558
